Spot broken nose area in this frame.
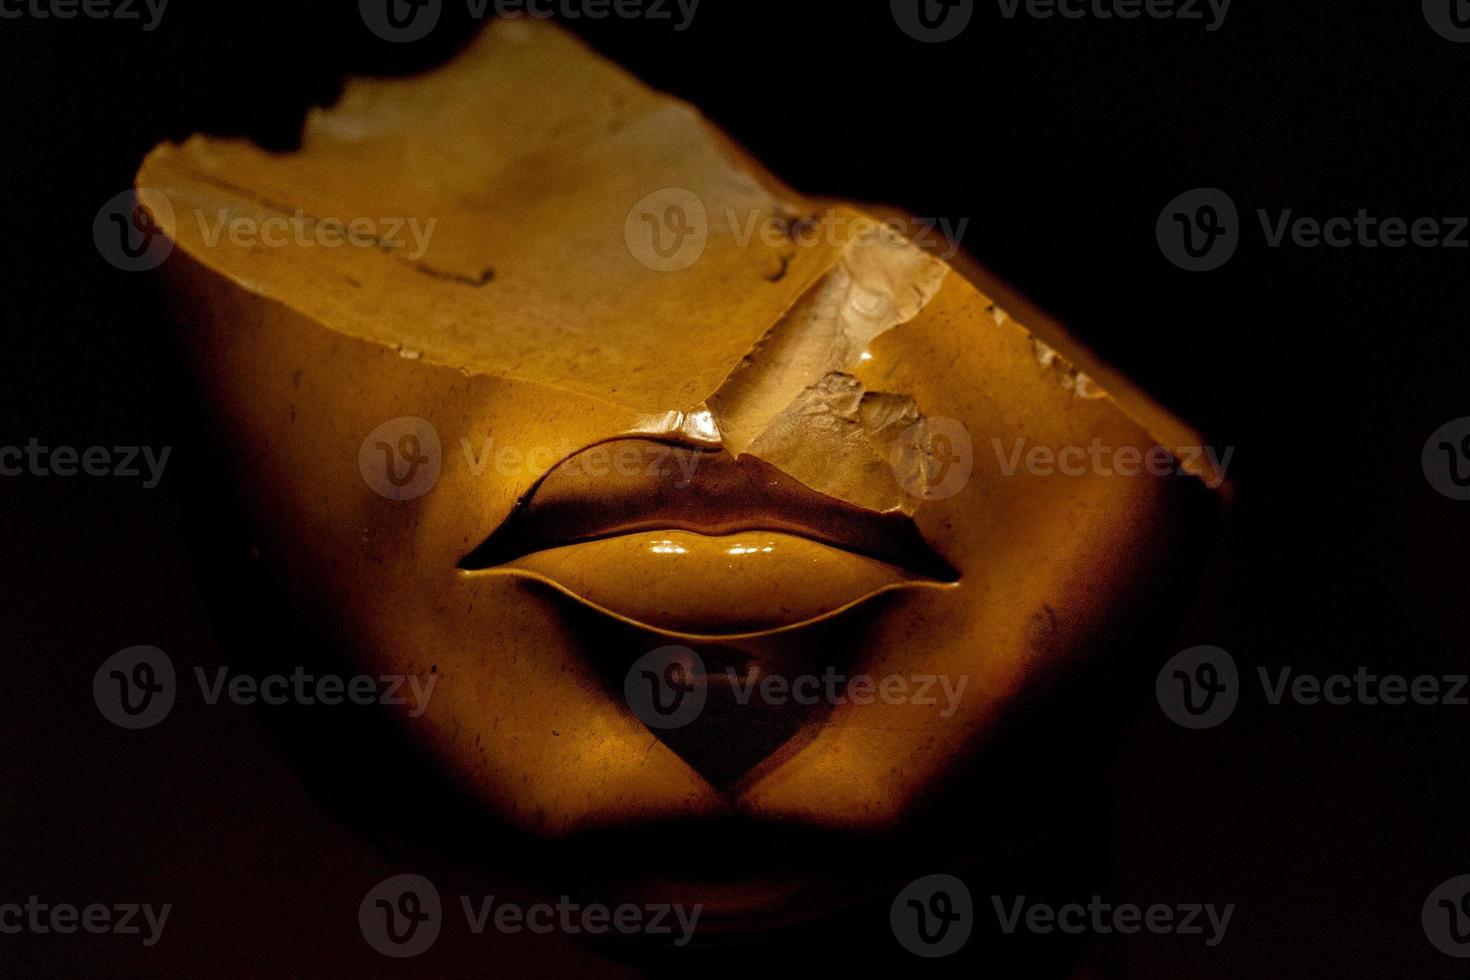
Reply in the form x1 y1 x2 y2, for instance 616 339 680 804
695 218 955 515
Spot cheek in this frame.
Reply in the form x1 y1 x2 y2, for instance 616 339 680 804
174 295 731 834
344 566 729 836
734 285 1220 827
734 474 1189 830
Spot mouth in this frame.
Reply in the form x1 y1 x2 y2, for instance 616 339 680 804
456 438 958 639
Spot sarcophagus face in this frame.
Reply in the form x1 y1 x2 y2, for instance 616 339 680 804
137 19 1225 928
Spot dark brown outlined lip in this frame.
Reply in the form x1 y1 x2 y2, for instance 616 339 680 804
456 437 959 582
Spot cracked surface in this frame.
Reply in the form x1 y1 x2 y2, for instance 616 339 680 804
138 20 829 417
138 20 1223 514
695 220 947 511
707 220 947 457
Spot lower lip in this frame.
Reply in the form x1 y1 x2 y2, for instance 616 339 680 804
466 530 944 637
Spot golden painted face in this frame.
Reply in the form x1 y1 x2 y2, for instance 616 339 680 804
138 20 1222 924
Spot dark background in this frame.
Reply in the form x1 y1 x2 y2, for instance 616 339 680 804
2 0 1467 975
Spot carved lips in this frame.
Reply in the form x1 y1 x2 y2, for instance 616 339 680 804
458 438 958 637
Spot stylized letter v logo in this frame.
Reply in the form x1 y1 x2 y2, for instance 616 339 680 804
1173 205 1227 259
907 891 960 944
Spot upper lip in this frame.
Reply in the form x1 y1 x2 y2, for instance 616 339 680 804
457 437 958 581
